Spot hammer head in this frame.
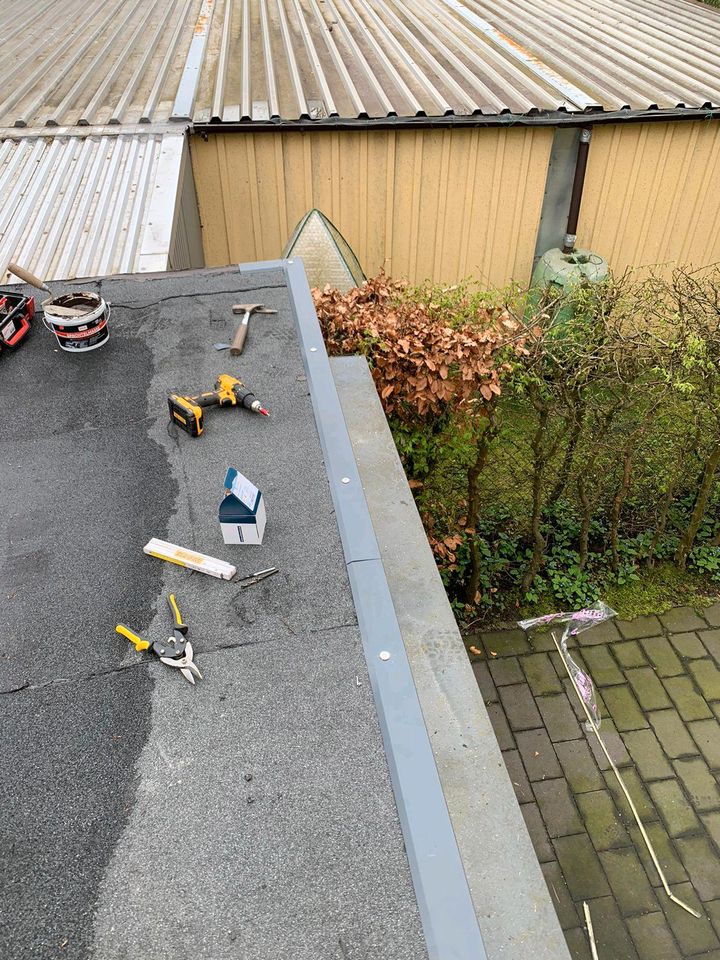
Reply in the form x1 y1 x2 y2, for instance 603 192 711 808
232 303 278 316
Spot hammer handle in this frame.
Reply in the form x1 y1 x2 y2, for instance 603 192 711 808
230 316 249 356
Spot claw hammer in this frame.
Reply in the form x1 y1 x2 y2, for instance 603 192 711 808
230 303 277 356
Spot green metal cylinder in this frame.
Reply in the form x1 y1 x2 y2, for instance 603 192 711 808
530 247 609 325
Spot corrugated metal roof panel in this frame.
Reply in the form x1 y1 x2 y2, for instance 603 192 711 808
0 0 202 128
0 134 185 282
2 0 720 128
192 0 720 122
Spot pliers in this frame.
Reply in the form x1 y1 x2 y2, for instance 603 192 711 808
116 594 203 685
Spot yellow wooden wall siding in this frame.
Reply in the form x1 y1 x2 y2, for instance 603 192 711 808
190 127 553 287
577 119 720 274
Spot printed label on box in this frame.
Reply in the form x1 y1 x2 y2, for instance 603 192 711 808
230 471 259 510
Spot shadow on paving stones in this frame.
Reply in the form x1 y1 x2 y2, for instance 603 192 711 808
469 602 720 960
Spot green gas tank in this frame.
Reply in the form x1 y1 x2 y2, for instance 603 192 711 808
530 248 608 326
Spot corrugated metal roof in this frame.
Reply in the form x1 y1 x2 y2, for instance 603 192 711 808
0 134 185 282
0 0 203 128
192 0 720 122
2 0 720 131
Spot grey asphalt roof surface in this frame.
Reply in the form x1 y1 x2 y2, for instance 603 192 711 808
0 266 426 960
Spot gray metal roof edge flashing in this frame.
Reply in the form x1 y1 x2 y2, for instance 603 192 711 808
193 105 720 134
237 258 487 960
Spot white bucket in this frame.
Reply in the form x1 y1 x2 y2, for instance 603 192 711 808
43 293 110 353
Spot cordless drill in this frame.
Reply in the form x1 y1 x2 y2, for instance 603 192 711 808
168 374 269 438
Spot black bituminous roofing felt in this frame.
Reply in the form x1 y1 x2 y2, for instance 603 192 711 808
0 266 426 959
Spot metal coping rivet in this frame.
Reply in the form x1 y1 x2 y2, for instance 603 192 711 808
379 651 391 661
341 477 350 484
310 346 318 352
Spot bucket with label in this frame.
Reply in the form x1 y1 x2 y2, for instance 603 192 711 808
43 292 110 353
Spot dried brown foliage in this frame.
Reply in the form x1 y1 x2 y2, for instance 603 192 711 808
312 274 519 422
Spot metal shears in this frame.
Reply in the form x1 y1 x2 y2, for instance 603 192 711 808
116 594 203 685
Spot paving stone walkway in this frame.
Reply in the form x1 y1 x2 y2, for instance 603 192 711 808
473 602 720 959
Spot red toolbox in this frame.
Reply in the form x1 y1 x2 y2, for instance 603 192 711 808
0 291 34 354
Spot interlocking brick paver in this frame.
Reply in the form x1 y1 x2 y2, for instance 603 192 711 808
702 813 720 853
660 882 720 955
705 899 720 941
533 778 584 838
599 846 658 915
520 802 555 863
473 606 720 960
537 693 581 743
613 641 648 668
663 676 713 721
630 823 688 887
486 701 515 751
648 709 698 759
648 779 702 837
556 739 605 794
586 719 632 770
602 686 648 731
669 631 707 659
498 683 543 732
706 604 720 628
703 629 720 663
585 896 640 959
673 757 720 813
576 789 631 850
581 645 625 686
472 661 498 703
502 748 533 804
489 656 524 686
625 667 672 711
541 860 579 930
689 718 720 770
640 637 684 677
577 619 621 646
515 728 562 781
675 835 720 901
480 628 530 657
553 835 611 900
689 659 720 701
603 767 658 824
563 927 593 960
661 606 708 632
627 912 682 960
526 625 570 653
617 614 663 640
522 652 562 696
622 729 673 780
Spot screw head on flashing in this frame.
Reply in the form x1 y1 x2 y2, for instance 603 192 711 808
341 477 350 484
379 651 391 661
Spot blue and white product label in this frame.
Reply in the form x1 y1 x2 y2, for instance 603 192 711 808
230 470 260 510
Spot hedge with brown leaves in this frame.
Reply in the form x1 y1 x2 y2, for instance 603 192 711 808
312 275 519 423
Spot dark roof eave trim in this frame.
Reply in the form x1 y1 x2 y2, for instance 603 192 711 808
193 106 720 135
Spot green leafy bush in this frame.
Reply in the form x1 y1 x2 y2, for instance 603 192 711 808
315 268 720 621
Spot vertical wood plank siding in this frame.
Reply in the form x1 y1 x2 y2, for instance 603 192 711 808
191 127 553 286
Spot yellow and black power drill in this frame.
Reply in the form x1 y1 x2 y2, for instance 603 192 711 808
168 374 269 437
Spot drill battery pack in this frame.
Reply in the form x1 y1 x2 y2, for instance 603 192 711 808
168 395 204 437
0 292 34 354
